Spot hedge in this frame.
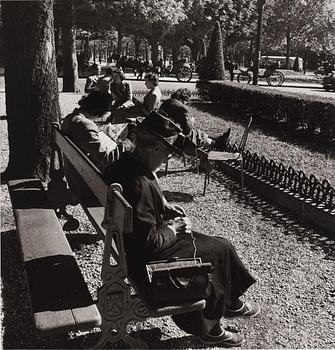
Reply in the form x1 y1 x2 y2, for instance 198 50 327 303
196 80 335 138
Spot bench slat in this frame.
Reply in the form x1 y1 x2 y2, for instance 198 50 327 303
54 128 108 206
34 305 101 336
9 179 72 261
8 179 101 335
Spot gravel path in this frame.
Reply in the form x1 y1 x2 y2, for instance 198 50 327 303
1 92 334 349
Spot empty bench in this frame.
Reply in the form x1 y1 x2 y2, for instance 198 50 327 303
52 122 206 348
7 178 101 336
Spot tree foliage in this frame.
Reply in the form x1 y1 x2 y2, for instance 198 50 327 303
263 0 335 62
203 0 258 46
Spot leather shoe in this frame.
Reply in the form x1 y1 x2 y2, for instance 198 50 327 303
225 301 261 319
198 329 245 347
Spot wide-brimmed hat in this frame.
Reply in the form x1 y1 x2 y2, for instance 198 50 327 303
137 111 182 154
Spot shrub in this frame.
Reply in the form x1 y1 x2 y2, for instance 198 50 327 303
196 80 335 138
198 21 225 81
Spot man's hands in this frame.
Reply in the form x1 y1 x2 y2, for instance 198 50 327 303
167 216 192 234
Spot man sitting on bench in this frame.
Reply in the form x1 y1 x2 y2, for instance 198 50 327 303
62 91 135 172
103 111 260 347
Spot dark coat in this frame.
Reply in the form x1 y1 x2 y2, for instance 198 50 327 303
104 153 256 331
62 109 122 171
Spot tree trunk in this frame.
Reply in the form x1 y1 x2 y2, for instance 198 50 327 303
117 30 123 57
171 42 180 64
2 0 61 180
134 36 141 57
286 29 291 69
61 0 79 92
150 39 159 67
84 36 90 63
93 42 96 62
55 26 60 57
202 37 207 57
252 0 265 85
145 40 149 61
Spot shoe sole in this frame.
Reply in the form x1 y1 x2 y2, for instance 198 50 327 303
198 337 245 347
225 305 261 319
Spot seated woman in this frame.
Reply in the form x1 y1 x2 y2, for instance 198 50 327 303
108 71 162 124
84 63 101 93
103 111 260 347
95 66 114 93
134 72 162 116
107 67 135 123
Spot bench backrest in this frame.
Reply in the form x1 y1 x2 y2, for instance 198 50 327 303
53 123 108 206
52 123 133 250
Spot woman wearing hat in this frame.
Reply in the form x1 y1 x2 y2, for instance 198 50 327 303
103 111 260 347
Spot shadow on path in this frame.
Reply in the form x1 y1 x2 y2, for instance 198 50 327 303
203 170 335 261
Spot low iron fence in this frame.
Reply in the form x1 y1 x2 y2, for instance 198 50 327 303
226 143 335 212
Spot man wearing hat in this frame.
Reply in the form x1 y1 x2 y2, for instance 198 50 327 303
103 111 260 347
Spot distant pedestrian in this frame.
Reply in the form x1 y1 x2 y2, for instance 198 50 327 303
225 58 235 81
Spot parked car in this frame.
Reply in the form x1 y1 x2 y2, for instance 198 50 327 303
323 71 335 91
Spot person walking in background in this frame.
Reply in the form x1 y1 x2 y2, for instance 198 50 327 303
225 58 235 81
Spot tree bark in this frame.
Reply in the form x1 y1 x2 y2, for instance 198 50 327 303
171 41 180 64
134 36 141 57
62 0 79 92
150 39 160 67
2 0 61 180
117 30 123 57
252 0 265 85
285 29 291 69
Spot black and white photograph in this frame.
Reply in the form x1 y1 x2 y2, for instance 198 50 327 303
0 0 334 348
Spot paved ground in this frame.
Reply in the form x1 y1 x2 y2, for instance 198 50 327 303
0 75 334 101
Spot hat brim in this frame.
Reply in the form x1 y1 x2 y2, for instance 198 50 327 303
137 123 182 154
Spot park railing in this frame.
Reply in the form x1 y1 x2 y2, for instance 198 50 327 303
213 142 335 236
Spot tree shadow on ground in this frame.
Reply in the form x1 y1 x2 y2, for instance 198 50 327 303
207 170 335 261
163 190 194 203
132 328 204 349
65 233 102 251
193 102 335 159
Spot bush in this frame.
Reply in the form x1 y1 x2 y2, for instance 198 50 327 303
198 21 225 81
196 80 335 138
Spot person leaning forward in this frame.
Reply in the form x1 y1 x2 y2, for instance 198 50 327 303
103 111 260 347
61 90 135 172
160 88 231 152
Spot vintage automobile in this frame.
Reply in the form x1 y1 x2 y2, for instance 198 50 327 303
323 71 335 91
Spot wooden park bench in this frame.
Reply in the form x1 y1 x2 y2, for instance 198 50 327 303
48 123 206 348
7 178 101 336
